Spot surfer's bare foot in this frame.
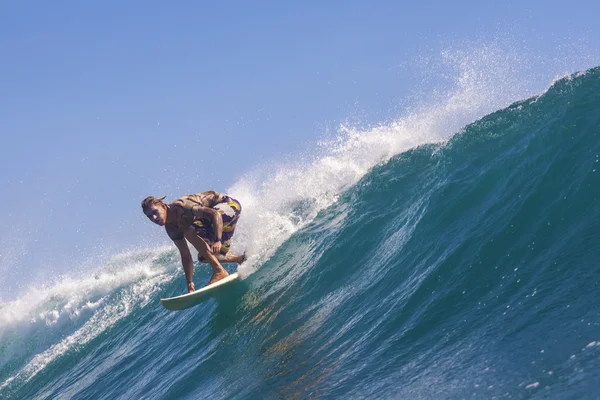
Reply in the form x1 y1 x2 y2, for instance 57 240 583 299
216 252 246 264
206 270 229 286
229 252 246 264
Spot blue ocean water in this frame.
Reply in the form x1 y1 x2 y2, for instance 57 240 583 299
1 67 600 399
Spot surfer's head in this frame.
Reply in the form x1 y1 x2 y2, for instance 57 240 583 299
142 196 167 226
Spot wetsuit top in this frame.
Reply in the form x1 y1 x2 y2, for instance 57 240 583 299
165 191 224 241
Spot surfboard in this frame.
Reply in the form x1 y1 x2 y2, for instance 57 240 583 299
160 273 240 311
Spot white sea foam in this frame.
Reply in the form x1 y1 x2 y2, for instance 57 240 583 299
0 248 171 329
0 247 175 391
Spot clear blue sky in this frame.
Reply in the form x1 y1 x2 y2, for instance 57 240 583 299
1 1 599 299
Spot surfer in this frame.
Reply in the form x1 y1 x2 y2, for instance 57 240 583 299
141 191 245 292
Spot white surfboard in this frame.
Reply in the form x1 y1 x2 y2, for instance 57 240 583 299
160 273 240 311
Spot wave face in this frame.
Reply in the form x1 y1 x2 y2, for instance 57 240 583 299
2 67 600 399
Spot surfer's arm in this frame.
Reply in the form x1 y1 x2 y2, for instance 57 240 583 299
173 238 195 291
191 207 224 244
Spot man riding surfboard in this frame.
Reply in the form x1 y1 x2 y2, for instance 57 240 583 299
142 191 245 293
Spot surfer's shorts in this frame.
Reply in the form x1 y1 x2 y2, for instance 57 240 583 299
192 196 242 257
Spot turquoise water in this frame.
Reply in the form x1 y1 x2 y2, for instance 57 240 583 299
1 67 600 399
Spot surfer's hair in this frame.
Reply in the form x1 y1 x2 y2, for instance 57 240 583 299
141 196 167 212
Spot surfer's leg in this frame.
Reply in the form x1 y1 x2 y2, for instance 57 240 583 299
184 228 229 285
190 223 239 263
212 197 244 264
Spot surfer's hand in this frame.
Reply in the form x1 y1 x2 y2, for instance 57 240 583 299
187 281 195 293
211 241 222 255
